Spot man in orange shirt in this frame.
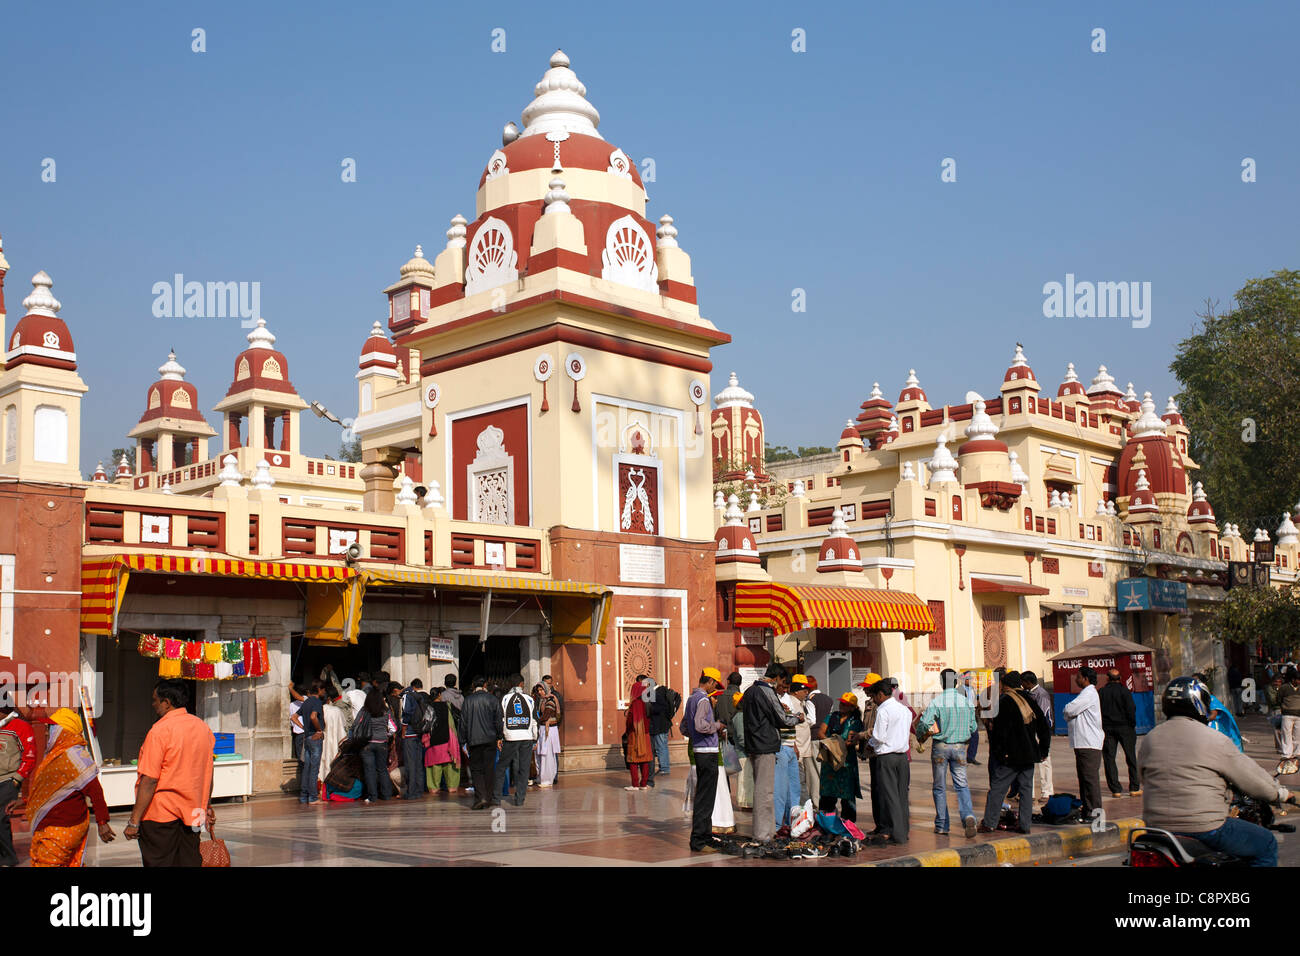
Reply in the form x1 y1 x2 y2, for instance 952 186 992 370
123 679 215 866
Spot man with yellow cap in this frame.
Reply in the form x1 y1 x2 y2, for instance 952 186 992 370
684 667 727 851
857 673 884 827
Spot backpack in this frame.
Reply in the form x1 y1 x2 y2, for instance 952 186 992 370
504 691 532 732
664 687 682 721
678 694 695 738
1041 793 1083 825
414 692 438 735
347 711 370 743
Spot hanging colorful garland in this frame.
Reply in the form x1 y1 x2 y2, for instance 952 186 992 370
139 634 269 681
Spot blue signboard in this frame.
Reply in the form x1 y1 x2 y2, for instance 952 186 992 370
1116 577 1187 613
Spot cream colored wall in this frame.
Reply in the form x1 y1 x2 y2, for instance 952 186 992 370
0 364 87 482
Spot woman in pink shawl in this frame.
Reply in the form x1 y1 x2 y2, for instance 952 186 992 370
423 687 462 792
623 675 654 790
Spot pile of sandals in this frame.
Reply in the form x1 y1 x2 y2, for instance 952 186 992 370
711 831 862 860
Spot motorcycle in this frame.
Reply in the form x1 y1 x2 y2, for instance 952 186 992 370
1126 792 1295 867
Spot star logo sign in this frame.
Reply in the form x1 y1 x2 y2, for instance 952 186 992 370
1120 582 1145 611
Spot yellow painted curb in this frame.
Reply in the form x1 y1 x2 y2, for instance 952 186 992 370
914 848 963 867
992 836 1033 864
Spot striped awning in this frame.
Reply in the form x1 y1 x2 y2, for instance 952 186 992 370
81 554 355 636
350 569 613 645
359 568 609 598
733 582 934 637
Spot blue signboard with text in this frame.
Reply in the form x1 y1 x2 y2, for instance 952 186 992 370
1116 577 1187 613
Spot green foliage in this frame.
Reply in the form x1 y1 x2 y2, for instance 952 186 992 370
338 438 362 463
1211 583 1300 659
764 443 833 463
1171 269 1300 528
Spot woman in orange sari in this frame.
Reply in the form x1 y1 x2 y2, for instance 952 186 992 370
624 676 655 790
21 709 113 866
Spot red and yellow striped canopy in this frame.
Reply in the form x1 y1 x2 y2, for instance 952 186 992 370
81 554 354 635
734 582 934 636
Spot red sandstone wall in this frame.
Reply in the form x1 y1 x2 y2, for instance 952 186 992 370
0 482 84 674
548 526 730 751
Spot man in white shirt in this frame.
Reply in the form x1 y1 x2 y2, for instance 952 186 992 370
1063 666 1104 821
496 674 537 807
865 679 912 845
789 676 819 807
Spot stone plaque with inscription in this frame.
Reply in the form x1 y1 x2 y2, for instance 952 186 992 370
619 543 665 584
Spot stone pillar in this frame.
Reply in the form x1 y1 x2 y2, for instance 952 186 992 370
227 413 241 450
156 433 174 472
402 621 431 688
280 410 291 452
264 412 276 449
139 439 153 473
361 449 400 513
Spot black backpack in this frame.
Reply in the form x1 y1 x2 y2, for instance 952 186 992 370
664 687 682 720
405 691 435 735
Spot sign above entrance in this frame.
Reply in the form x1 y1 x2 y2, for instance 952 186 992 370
619 543 665 584
1117 577 1187 613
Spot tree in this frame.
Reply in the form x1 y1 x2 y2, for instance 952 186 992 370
88 446 135 478
338 438 362 463
763 442 833 463
1170 269 1300 529
1211 583 1300 661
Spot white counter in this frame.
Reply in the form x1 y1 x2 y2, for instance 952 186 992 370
99 760 253 808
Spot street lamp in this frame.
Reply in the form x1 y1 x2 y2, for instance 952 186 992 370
310 400 342 426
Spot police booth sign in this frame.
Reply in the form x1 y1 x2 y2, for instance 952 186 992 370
1116 577 1187 613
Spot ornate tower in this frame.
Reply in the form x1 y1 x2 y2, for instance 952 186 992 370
0 271 88 482
127 351 217 474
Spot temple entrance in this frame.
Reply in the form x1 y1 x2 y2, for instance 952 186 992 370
459 634 523 687
291 636 383 690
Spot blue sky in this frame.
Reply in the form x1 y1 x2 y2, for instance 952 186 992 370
2 0 1296 469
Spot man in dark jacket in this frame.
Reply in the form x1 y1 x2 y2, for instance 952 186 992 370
1100 667 1140 796
714 672 744 747
740 663 802 843
646 679 677 784
977 672 1051 834
460 676 504 810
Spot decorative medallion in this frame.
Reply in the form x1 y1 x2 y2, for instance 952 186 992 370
607 148 632 179
689 378 707 436
533 353 554 413
424 382 441 437
484 149 509 182
564 352 586 413
42 330 60 349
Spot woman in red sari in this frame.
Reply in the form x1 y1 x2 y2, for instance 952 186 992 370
624 675 654 790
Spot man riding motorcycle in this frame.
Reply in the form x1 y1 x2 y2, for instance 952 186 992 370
1137 676 1292 867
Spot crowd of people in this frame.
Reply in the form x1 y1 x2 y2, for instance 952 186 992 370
294 669 564 810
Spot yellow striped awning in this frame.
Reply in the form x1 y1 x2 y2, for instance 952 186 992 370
80 554 355 636
733 582 935 637
353 569 613 645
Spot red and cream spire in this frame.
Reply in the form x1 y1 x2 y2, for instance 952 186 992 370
128 349 216 473
1085 364 1124 409
817 509 862 573
1057 362 1086 398
1186 481 1215 526
5 271 77 371
855 381 894 442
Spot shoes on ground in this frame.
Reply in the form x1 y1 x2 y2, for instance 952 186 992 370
963 816 978 838
1129 789 1143 796
976 822 995 834
539 782 553 788
1109 791 1123 798
624 785 640 791
934 827 948 835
